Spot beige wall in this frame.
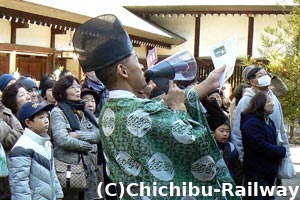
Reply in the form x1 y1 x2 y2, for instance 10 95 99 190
16 24 51 47
0 20 11 43
200 14 248 57
253 14 285 57
148 14 286 59
0 14 288 77
150 15 195 56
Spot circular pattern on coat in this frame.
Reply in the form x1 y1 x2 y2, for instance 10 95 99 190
102 108 115 137
191 155 216 181
127 109 152 138
147 152 174 181
172 120 196 144
116 151 141 177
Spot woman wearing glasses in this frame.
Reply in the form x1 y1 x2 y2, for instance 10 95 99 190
50 75 101 200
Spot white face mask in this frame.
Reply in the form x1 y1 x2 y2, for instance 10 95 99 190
257 75 271 87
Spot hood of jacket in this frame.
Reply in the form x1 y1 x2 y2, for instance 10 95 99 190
243 87 256 98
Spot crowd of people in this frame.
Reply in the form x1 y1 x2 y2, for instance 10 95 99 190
0 14 293 200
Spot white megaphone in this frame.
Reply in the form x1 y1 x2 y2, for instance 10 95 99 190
145 50 197 93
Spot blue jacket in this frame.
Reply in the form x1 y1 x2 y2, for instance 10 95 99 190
241 113 286 179
9 128 63 200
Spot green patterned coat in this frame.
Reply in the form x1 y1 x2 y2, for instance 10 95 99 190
99 88 241 200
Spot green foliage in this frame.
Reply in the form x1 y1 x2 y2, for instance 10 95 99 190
258 4 300 126
240 56 267 68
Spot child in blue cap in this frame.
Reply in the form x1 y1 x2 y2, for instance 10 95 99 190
9 102 63 199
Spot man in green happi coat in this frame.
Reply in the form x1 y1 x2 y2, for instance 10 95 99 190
73 14 241 200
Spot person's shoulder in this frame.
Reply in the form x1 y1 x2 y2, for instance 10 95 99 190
1 106 13 116
50 105 62 113
241 114 261 127
10 134 34 157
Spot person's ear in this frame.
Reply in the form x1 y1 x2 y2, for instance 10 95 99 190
117 64 129 78
249 79 257 86
24 118 32 128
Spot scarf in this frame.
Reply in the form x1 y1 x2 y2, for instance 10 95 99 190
58 99 98 131
58 100 105 166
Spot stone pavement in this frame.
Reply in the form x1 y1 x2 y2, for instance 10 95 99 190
276 146 300 200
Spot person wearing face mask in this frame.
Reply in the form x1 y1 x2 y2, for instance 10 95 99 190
231 66 292 172
242 65 288 97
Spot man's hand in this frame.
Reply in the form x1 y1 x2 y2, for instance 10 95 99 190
163 80 186 112
194 65 226 99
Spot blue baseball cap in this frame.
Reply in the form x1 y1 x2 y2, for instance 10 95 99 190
18 102 54 126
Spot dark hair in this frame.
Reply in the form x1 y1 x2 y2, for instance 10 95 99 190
41 79 56 98
246 66 263 80
59 69 73 79
207 89 223 98
52 75 80 102
94 56 130 89
39 74 54 90
2 83 24 114
243 92 268 120
234 83 250 105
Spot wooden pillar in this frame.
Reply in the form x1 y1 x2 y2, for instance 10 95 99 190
50 28 66 48
9 51 16 73
247 16 254 57
10 21 29 44
194 16 201 58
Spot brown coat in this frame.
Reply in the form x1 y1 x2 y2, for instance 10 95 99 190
0 104 23 199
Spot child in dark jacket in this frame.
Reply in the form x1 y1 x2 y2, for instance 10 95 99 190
204 99 243 186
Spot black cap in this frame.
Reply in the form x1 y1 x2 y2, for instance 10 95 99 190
73 14 134 73
203 99 229 131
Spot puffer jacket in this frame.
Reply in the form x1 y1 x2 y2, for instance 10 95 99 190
9 128 63 200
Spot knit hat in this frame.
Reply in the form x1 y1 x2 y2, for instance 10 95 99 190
202 99 229 131
234 83 249 100
73 14 134 73
242 65 255 82
0 74 15 91
17 76 38 91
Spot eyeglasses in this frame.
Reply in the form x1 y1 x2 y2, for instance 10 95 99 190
69 84 82 90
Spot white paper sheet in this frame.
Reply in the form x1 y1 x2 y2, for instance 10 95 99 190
210 34 238 89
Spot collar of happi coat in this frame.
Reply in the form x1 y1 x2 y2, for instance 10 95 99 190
109 90 137 98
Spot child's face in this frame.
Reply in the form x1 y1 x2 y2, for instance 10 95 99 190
26 111 49 135
213 124 230 144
